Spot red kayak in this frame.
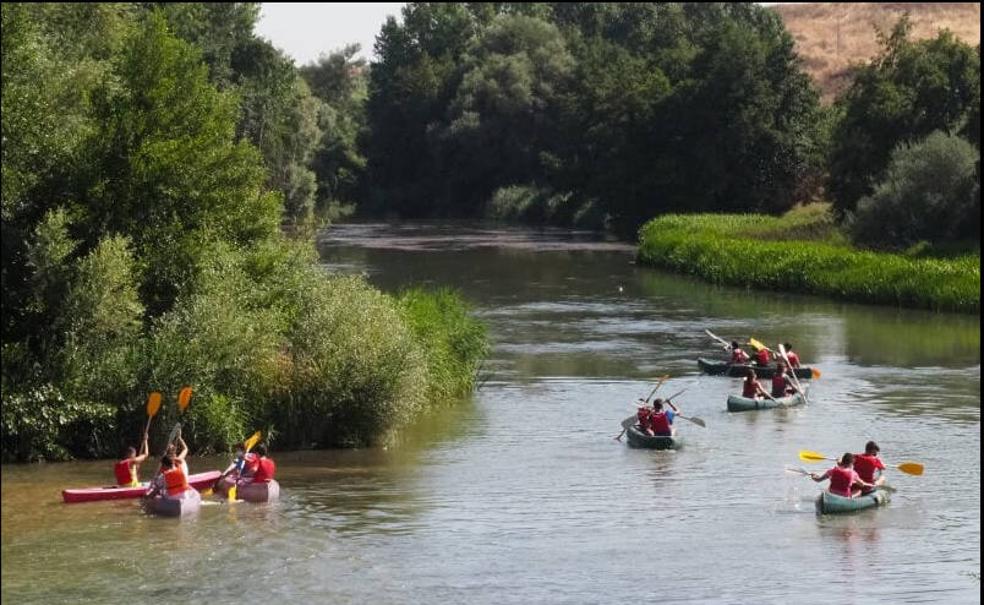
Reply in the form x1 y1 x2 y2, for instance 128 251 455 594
62 470 221 503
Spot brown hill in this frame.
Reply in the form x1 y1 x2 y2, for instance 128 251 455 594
772 3 981 102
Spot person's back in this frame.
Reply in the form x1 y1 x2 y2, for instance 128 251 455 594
730 342 749 364
783 343 800 368
251 445 276 483
853 441 886 492
812 453 870 498
114 434 148 487
648 399 676 436
755 347 770 366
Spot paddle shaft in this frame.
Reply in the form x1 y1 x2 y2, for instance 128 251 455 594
705 329 732 350
779 345 809 405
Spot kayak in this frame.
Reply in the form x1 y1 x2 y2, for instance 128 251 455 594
726 392 805 412
213 475 281 503
62 470 221 503
815 489 890 515
142 487 202 517
622 416 680 450
697 358 814 379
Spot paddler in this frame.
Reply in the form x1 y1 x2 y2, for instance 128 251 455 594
165 433 190 477
754 345 771 367
636 400 653 435
742 368 770 400
249 445 276 484
146 454 190 499
647 398 678 437
809 453 874 498
783 343 801 368
852 441 887 494
114 433 149 487
771 363 796 398
730 341 751 364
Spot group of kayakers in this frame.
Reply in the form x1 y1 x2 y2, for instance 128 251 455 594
634 397 680 436
117 431 277 502
731 341 803 400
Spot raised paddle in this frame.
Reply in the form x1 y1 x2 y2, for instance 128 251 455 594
171 386 193 442
616 388 699 439
144 391 162 435
705 329 732 350
798 450 924 476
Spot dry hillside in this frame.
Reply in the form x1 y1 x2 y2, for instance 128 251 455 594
772 3 981 102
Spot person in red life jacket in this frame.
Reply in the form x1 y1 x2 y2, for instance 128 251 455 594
810 453 874 498
635 400 653 435
783 343 801 369
754 346 771 367
730 341 750 365
853 441 886 494
146 454 191 498
114 433 149 487
241 448 260 479
770 364 795 398
742 368 770 399
165 434 190 478
647 398 678 436
249 444 276 483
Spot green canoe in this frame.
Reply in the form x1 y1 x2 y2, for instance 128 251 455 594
621 416 680 450
697 357 814 379
815 489 890 514
726 392 804 412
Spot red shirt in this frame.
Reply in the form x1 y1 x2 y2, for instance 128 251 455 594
742 378 761 398
852 454 885 484
786 351 801 368
756 348 770 366
731 349 750 364
650 411 672 435
827 466 859 497
771 374 788 396
253 457 276 483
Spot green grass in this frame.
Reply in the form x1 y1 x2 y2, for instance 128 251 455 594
638 206 980 313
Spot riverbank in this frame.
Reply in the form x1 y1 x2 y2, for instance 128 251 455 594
637 207 980 313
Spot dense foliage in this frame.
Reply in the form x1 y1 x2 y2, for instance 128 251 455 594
1 4 486 462
365 2 827 233
638 210 979 313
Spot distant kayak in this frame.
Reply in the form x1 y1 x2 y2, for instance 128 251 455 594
726 393 805 412
697 358 814 379
142 488 202 517
815 489 890 515
62 470 221 503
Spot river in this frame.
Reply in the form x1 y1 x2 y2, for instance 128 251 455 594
2 222 980 603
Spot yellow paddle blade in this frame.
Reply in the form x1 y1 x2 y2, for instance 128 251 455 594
244 430 261 453
749 338 767 351
799 449 830 463
811 368 822 379
146 392 162 417
228 485 237 501
177 386 193 411
897 462 924 476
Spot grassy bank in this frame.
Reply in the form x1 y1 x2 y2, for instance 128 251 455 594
637 207 979 313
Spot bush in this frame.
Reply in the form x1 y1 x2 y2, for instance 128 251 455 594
850 131 980 248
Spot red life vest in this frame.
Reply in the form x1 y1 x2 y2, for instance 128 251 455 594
742 378 760 398
771 374 788 396
114 459 136 486
244 452 260 475
786 351 800 368
163 467 189 496
636 407 651 426
828 466 857 497
731 349 749 364
756 348 770 366
852 454 885 484
650 411 672 435
253 457 276 483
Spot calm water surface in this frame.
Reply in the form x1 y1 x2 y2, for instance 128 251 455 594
2 223 980 603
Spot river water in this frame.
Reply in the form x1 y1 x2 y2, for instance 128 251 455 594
2 223 980 603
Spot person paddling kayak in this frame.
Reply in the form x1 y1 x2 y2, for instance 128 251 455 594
147 454 190 498
853 441 887 494
114 433 149 487
810 453 874 498
742 368 770 400
647 398 678 437
771 364 796 398
730 341 751 365
165 433 190 478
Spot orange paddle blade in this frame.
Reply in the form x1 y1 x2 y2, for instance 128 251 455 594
177 386 193 411
146 392 162 417
799 450 831 463
811 368 822 379
897 462 924 476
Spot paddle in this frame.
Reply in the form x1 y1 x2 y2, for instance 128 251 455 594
785 465 898 493
705 329 732 350
798 450 924 476
228 431 262 502
144 392 162 435
614 376 670 440
778 344 809 405
171 386 193 443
